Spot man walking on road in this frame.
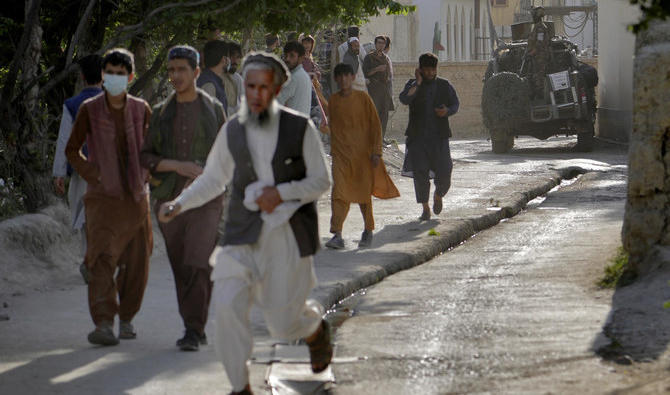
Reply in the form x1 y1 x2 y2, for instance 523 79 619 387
65 48 153 346
337 26 367 64
158 52 332 394
363 35 393 138
264 33 280 55
326 63 398 250
341 37 368 92
140 45 226 351
276 41 312 116
399 53 459 221
222 41 244 114
198 40 229 115
52 54 103 277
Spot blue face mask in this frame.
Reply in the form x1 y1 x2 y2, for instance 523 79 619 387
103 73 129 96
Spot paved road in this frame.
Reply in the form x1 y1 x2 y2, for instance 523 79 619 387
332 168 636 393
0 137 632 394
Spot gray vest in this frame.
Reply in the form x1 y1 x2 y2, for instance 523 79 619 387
224 110 319 257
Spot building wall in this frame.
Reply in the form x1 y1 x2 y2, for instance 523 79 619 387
360 0 496 63
597 0 639 141
360 3 418 62
386 61 489 140
490 0 521 26
385 58 598 140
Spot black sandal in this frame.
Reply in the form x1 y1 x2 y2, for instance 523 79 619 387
306 320 333 373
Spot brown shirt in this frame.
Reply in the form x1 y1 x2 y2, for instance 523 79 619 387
329 90 383 202
66 95 152 194
172 100 201 199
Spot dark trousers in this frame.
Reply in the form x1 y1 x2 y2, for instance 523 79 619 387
156 196 222 335
408 137 453 203
378 108 389 138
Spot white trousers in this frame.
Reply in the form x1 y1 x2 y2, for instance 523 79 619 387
210 222 323 391
68 172 87 231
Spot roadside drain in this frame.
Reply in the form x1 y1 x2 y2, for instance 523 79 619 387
525 172 583 210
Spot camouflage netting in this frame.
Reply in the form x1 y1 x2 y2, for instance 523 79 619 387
484 48 525 82
481 72 530 130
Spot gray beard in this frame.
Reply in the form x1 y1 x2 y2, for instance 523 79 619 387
248 108 270 125
239 97 271 125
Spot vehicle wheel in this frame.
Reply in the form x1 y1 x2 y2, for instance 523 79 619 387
576 122 594 152
492 134 514 154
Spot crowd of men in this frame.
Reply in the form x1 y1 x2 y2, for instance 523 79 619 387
52 29 460 395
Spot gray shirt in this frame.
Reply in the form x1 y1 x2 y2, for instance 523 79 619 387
276 64 312 116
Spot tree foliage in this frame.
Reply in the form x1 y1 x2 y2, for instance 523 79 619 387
629 0 670 33
0 0 414 216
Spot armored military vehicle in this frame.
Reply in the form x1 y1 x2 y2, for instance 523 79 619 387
481 21 598 153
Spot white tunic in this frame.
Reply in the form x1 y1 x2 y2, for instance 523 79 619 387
52 104 87 231
174 100 331 391
176 100 330 216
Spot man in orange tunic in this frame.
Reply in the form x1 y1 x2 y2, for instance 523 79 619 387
325 63 399 249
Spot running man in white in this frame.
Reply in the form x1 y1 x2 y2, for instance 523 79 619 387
158 52 332 395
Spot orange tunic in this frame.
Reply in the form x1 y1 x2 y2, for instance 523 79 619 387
328 90 399 202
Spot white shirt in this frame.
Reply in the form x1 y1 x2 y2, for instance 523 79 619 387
52 104 73 177
276 64 312 116
337 41 367 64
175 101 331 213
336 43 368 93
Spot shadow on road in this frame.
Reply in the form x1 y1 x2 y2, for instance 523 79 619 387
459 139 627 168
592 265 670 364
0 344 212 393
319 218 440 252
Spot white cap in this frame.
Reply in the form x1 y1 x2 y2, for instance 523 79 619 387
348 37 359 43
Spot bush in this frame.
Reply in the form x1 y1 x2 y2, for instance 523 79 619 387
0 177 26 220
597 246 637 288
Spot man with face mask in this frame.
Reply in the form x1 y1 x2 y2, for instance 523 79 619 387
157 52 332 394
140 45 226 351
65 48 153 346
399 52 459 221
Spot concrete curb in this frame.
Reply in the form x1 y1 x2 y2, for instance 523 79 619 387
316 166 587 311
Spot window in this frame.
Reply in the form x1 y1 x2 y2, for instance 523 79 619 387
491 0 508 6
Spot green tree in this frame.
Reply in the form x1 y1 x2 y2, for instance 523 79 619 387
629 0 670 33
0 0 414 216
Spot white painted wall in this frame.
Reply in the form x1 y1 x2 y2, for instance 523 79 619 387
562 0 596 51
360 0 486 63
597 0 639 140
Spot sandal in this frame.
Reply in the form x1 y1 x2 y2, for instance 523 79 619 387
228 384 252 395
306 320 333 373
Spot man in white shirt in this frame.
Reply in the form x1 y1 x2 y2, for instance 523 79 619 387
52 54 103 282
276 41 312 116
337 26 367 63
341 37 368 92
158 52 332 395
